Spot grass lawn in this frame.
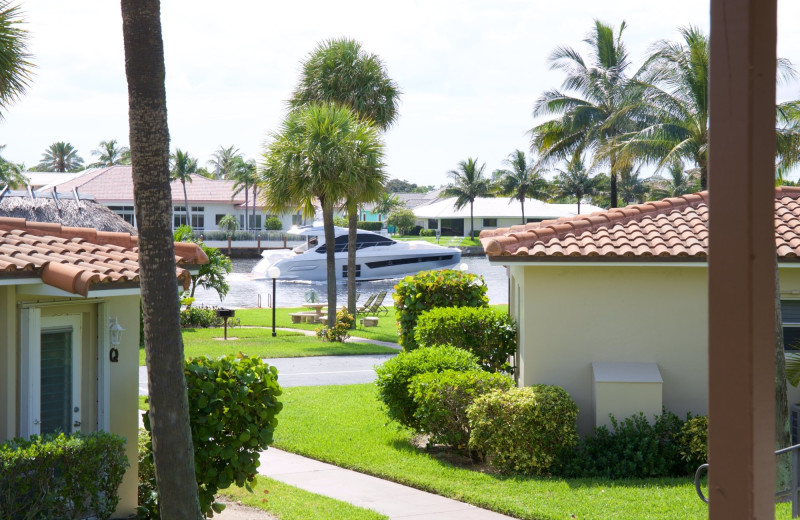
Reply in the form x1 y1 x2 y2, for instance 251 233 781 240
235 307 400 343
222 476 387 520
273 384 793 520
139 327 398 365
138 395 148 411
394 235 481 247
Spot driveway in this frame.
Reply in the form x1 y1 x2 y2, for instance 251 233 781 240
138 353 396 395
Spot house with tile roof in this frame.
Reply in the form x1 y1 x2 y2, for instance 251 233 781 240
34 165 308 233
480 188 800 436
0 217 207 517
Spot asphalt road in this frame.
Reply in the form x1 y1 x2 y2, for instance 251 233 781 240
138 353 396 395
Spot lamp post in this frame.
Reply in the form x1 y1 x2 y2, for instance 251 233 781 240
268 266 280 337
109 317 125 362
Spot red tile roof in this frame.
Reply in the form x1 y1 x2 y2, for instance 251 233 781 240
0 217 208 296
479 188 800 260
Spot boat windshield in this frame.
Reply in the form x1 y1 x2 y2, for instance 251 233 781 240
315 233 395 254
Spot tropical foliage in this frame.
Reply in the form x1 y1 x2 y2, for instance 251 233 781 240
492 149 549 224
0 1 33 119
89 139 130 167
169 148 198 224
37 141 84 172
442 157 491 239
552 155 603 214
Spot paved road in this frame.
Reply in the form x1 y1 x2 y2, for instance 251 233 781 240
138 353 396 395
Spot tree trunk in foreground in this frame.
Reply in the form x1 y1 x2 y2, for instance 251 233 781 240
347 207 358 324
120 2 202 518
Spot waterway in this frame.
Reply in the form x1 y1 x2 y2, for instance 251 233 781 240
191 255 509 309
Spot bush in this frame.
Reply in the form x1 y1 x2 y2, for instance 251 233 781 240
393 269 488 351
386 209 416 235
410 369 513 449
137 430 158 519
375 345 480 430
264 216 283 230
676 415 708 470
357 221 383 231
409 225 423 236
0 431 128 520
468 385 578 475
419 228 436 237
315 307 356 342
415 307 517 372
560 411 689 478
180 305 240 329
141 355 283 517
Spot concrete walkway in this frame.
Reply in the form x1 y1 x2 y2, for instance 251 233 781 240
258 449 515 520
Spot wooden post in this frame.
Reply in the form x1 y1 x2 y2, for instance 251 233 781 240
257 234 261 254
227 235 232 256
708 1 777 518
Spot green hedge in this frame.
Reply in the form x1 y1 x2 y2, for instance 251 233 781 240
414 306 517 372
419 228 436 237
181 305 240 329
264 216 283 230
140 355 283 517
374 346 480 431
0 431 128 520
468 385 578 475
410 369 513 449
393 270 488 351
357 221 383 231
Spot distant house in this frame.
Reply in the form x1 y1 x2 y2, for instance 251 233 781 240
0 211 207 517
415 196 604 236
480 189 800 436
31 166 304 233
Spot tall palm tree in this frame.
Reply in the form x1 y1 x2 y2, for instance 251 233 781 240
0 1 33 119
89 139 130 167
493 149 550 225
531 20 640 208
552 155 602 214
289 38 400 317
649 161 696 199
230 157 258 230
617 166 649 205
0 157 23 188
37 141 84 172
120 0 202 517
442 157 491 239
372 192 404 221
170 149 198 227
208 145 241 179
262 103 385 327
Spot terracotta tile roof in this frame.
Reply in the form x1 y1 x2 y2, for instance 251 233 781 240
479 188 800 261
0 217 208 296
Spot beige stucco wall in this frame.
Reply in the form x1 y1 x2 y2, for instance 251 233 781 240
0 285 17 439
511 263 800 437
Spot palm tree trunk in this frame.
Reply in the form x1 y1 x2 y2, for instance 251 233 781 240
252 185 258 230
520 198 525 225
470 200 475 240
347 207 358 325
610 153 619 208
244 183 249 231
183 180 190 229
322 201 337 328
120 1 203 518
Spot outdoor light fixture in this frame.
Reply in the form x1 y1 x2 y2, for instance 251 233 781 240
109 316 125 363
268 266 281 337
459 262 469 272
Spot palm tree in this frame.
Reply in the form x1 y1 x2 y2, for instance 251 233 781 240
289 38 400 317
617 166 649 205
493 149 550 225
531 20 641 208
89 139 130 167
262 103 385 327
372 192 404 221
207 145 241 179
552 155 602 214
649 161 696 199
442 157 491 240
120 0 202 516
37 141 84 172
0 144 23 187
230 157 257 230
170 149 198 227
0 1 33 119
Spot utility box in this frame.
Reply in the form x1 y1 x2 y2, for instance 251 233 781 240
592 362 663 430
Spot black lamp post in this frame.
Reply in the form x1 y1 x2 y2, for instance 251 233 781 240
268 266 280 337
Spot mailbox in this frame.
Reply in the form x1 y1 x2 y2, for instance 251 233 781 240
216 308 235 318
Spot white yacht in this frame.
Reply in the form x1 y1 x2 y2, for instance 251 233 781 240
252 225 462 281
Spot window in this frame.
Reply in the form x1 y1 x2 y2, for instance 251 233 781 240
191 206 204 230
173 206 187 228
526 218 544 224
108 205 135 226
783 300 800 351
341 264 362 278
174 206 204 229
483 218 497 227
315 233 395 254
292 212 303 226
215 214 227 225
428 219 439 230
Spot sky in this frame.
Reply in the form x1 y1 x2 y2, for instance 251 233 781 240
2 1 800 186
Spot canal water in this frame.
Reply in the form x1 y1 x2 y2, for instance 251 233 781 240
191 255 509 309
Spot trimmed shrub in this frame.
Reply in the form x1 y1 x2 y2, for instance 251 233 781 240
264 216 283 230
357 221 383 231
415 306 517 372
676 415 708 470
316 307 356 342
0 431 128 520
560 410 689 478
141 355 283 517
393 269 488 351
419 228 436 237
410 369 513 449
468 385 578 475
180 305 240 329
375 345 480 430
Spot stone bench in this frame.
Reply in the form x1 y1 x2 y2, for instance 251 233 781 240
289 312 319 324
363 317 379 327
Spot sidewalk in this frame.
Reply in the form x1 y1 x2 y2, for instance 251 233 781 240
258 448 516 520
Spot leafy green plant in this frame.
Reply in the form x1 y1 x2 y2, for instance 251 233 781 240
676 415 708 470
217 214 239 234
0 431 128 520
419 228 436 236
180 305 240 328
561 410 689 478
386 209 416 235
414 307 517 372
393 269 488 351
141 355 283 517
410 369 513 449
374 345 479 430
316 307 356 342
467 385 578 475
264 216 283 230
137 430 158 519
